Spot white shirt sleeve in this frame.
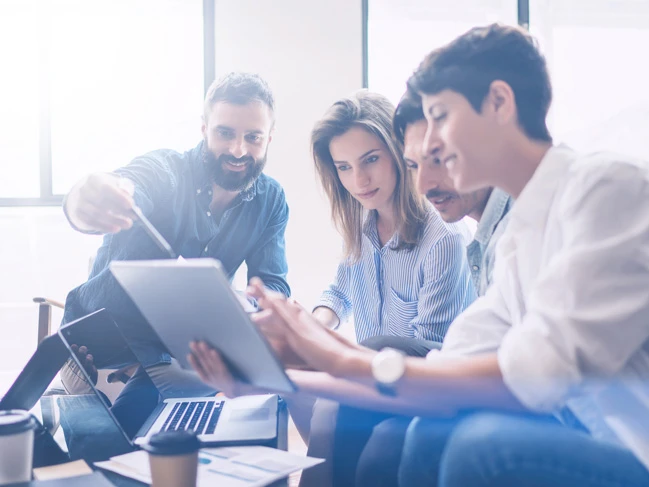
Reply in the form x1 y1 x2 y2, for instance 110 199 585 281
498 159 649 412
435 253 513 358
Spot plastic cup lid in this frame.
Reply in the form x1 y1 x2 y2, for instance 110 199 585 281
142 430 200 456
0 410 36 436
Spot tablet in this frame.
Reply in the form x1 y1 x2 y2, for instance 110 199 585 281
110 258 295 393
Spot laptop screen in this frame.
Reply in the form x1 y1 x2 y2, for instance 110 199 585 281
57 309 145 443
0 334 69 412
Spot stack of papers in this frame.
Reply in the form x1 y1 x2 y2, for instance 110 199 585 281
33 460 93 480
96 446 323 487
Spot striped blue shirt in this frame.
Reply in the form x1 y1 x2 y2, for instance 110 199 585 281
318 205 476 343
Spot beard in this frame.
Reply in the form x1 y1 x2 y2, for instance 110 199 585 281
203 141 267 192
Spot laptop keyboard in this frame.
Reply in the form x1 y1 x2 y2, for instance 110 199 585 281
161 400 224 435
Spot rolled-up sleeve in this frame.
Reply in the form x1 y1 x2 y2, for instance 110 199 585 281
441 266 512 357
246 190 290 296
317 262 352 327
113 154 175 216
498 161 649 412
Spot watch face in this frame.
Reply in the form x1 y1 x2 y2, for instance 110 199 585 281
373 348 406 384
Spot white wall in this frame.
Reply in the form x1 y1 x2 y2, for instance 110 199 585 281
0 207 102 390
0 0 363 388
214 0 363 307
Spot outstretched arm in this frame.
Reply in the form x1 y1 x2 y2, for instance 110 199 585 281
246 278 523 416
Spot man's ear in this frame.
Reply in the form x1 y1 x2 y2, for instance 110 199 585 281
485 80 516 126
201 115 207 138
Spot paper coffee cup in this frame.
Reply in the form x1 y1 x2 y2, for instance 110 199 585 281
143 430 200 487
0 410 36 485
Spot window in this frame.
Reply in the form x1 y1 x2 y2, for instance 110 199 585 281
367 0 649 159
367 0 518 105
367 0 519 235
530 0 649 158
0 2 41 199
0 0 212 206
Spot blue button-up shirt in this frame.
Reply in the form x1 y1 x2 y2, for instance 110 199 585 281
466 188 512 296
318 206 476 343
62 141 290 367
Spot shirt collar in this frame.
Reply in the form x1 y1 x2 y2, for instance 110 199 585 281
190 140 258 203
239 182 257 202
509 144 577 227
362 211 380 249
362 211 399 250
473 188 513 246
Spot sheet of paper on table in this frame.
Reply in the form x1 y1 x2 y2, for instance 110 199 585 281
96 445 323 487
33 460 93 480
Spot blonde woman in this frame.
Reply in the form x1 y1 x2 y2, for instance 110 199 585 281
310 90 474 348
289 91 475 487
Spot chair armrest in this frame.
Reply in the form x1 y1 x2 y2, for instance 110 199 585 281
32 297 65 309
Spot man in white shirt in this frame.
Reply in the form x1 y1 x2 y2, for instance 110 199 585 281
189 24 649 487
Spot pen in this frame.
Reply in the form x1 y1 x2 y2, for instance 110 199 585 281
131 205 177 259
117 177 177 259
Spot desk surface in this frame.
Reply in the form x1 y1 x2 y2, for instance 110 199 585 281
57 394 290 487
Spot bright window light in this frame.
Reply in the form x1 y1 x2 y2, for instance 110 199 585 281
50 0 204 194
368 0 518 105
0 1 40 198
0 0 204 199
531 0 649 159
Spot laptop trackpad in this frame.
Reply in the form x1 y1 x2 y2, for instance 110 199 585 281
212 395 278 442
229 407 270 422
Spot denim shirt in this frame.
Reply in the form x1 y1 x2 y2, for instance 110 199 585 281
62 141 290 367
465 188 512 296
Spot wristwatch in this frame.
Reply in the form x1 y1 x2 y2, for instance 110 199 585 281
371 347 406 396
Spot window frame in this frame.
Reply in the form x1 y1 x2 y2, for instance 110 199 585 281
0 0 215 207
362 0 531 89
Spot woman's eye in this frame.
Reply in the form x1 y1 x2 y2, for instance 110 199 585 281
365 155 379 164
336 164 350 172
432 113 447 123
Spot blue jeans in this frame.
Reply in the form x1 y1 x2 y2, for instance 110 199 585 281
328 336 440 487
57 394 135 463
357 412 649 487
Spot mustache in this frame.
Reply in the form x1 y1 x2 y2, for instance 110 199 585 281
216 154 255 166
425 189 456 200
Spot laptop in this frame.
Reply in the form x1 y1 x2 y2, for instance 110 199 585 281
58 309 280 447
109 258 296 394
0 334 69 412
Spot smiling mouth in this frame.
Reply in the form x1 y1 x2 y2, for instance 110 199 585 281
225 160 248 172
432 195 453 205
356 189 379 200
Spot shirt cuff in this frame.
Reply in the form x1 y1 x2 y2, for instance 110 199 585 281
498 319 579 413
314 293 349 327
61 192 102 235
